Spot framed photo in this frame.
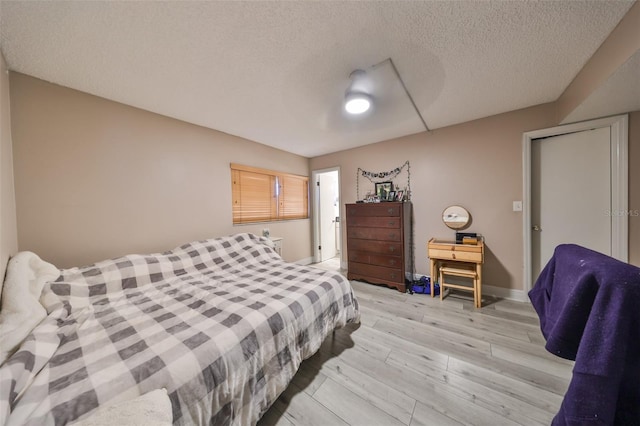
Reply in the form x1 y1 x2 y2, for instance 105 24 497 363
375 181 393 200
387 191 396 201
395 190 404 201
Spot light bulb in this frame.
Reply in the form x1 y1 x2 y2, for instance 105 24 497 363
344 92 372 114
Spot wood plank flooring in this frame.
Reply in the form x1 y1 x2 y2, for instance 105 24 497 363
259 267 572 426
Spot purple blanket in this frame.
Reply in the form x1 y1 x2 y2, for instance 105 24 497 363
529 244 640 426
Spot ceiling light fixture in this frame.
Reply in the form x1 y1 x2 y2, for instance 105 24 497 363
344 58 430 131
344 92 372 114
344 69 371 115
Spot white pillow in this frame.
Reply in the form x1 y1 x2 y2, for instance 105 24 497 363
0 251 60 364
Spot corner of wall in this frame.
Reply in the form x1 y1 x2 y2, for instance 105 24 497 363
0 50 19 285
555 2 640 122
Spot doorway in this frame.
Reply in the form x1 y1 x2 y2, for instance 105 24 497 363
311 167 341 264
523 115 628 294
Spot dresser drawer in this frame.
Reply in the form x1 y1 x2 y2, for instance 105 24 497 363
346 203 400 217
428 240 483 253
348 262 404 283
347 239 403 255
348 250 402 268
346 216 400 228
347 227 402 242
428 248 483 263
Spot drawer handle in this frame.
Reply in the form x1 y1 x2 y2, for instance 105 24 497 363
388 221 395 226
389 259 396 266
389 233 396 239
390 272 397 279
389 246 396 252
387 208 394 214
452 253 456 259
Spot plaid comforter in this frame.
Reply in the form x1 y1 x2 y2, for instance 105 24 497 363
0 233 360 425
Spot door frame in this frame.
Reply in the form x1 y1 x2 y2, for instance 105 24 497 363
311 166 341 264
522 114 628 294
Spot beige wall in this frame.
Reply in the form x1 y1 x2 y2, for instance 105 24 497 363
10 73 312 268
0 52 18 283
7 73 640 286
311 105 640 293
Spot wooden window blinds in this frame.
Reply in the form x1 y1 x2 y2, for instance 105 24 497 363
231 163 309 224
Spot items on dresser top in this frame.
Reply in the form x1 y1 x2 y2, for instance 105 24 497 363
346 202 412 292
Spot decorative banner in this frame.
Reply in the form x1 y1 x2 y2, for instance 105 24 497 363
357 161 411 201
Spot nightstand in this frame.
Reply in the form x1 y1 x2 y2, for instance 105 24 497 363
270 237 283 257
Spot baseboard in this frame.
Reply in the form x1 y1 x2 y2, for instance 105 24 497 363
295 257 314 266
483 285 528 302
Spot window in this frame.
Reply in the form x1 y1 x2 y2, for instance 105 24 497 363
231 163 309 224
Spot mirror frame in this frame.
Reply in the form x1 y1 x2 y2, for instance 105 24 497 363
442 205 470 230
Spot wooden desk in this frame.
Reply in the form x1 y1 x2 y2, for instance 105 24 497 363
427 238 484 298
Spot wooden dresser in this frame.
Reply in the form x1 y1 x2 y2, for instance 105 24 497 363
346 202 412 292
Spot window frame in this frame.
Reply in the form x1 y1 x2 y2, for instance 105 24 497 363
231 163 309 224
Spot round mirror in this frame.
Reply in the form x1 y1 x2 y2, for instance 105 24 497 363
442 205 470 230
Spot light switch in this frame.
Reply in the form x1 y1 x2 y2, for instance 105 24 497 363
513 201 523 212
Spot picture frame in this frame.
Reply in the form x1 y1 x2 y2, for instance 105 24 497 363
387 191 396 202
395 190 404 201
375 182 393 200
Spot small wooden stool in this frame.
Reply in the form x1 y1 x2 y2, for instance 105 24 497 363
439 263 481 308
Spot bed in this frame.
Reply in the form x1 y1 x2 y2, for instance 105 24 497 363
0 233 360 425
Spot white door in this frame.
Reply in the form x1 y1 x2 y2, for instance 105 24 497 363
318 171 338 262
524 115 628 294
531 127 611 281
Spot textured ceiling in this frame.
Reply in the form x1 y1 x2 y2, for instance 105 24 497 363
0 1 635 157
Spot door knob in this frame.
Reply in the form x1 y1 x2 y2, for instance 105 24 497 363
532 225 542 231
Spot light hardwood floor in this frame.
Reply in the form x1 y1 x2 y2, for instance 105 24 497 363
259 265 572 426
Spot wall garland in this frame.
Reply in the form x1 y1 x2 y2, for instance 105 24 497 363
356 161 411 201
